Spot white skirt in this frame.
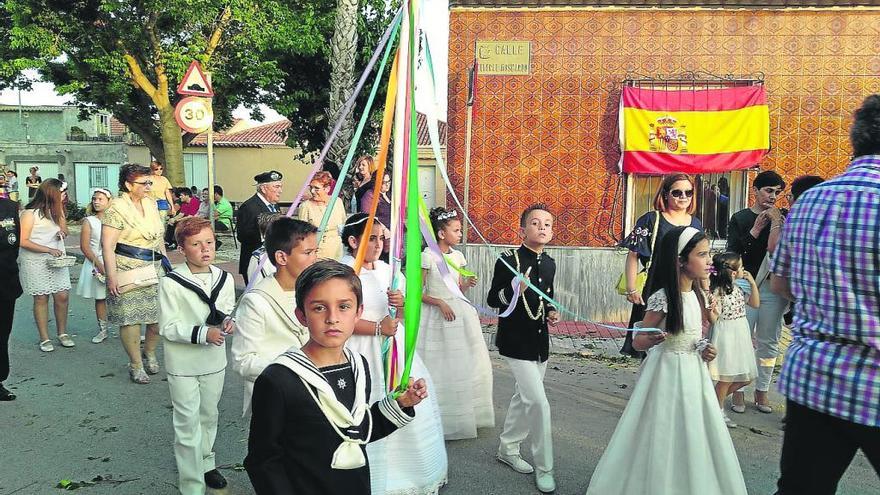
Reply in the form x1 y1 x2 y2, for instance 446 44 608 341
347 334 448 495
18 256 72 296
586 342 748 495
709 317 758 383
417 298 495 440
75 259 107 300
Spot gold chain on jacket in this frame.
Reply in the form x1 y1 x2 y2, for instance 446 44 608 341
514 250 544 321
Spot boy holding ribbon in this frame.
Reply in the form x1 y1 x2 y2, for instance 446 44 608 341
487 203 558 493
244 260 427 494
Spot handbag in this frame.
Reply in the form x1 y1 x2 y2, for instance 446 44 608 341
116 264 159 294
616 211 661 295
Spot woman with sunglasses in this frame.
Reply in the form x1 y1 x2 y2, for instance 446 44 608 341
102 163 167 384
297 171 346 260
148 161 176 219
619 173 703 358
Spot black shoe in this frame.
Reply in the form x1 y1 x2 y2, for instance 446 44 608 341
204 469 227 489
0 383 16 401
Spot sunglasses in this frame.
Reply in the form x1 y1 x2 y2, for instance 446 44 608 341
669 189 694 199
132 180 153 186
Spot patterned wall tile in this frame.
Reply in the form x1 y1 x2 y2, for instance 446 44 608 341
448 9 879 246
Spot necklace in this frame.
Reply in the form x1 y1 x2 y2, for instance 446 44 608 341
513 250 544 321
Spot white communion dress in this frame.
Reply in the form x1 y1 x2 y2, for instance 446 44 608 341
75 216 106 299
586 289 748 495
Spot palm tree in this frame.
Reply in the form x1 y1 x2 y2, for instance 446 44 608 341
325 0 359 183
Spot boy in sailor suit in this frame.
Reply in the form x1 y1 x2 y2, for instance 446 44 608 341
231 217 318 415
487 204 559 494
159 217 236 493
245 260 427 494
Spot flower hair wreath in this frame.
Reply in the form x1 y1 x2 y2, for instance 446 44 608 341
436 210 458 221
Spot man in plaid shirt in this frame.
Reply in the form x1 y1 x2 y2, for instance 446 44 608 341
770 95 880 494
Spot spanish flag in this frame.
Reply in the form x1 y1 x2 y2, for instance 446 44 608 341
618 86 770 175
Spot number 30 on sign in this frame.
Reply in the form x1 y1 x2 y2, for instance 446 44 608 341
174 97 213 133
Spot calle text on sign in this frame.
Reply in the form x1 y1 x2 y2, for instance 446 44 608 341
475 41 531 76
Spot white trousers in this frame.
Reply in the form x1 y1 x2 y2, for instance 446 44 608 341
499 357 554 473
745 283 788 392
167 370 225 495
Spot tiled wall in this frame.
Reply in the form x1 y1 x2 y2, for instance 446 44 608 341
447 8 880 247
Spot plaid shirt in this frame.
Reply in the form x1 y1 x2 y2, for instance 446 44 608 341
770 155 880 427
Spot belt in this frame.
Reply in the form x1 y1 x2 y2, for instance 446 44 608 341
813 333 871 348
115 243 172 273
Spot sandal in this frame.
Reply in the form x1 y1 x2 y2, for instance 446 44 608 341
129 365 150 384
39 339 55 352
755 401 773 414
730 391 746 413
58 334 75 348
144 353 160 375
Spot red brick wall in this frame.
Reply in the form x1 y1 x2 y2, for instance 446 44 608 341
447 8 880 246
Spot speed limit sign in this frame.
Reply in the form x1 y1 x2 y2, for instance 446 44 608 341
174 96 214 133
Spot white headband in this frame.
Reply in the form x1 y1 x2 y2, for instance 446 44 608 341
677 227 701 255
92 187 113 198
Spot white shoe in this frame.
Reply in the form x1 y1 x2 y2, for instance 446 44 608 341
91 329 108 344
57 333 75 348
496 452 534 474
723 411 738 428
535 470 556 493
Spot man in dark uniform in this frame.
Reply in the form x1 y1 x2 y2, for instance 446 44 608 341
487 204 558 494
0 197 22 401
236 171 283 284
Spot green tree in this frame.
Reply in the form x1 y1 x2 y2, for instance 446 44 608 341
273 0 399 169
0 0 311 185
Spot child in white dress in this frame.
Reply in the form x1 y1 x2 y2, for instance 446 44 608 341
708 252 759 427
586 227 747 495
419 207 494 440
340 213 448 495
76 189 112 343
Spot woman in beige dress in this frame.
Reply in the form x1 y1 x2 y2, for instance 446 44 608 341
297 171 346 260
102 163 166 384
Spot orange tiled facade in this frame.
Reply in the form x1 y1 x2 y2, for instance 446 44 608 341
447 8 880 247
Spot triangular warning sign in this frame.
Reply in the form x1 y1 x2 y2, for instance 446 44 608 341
177 60 214 97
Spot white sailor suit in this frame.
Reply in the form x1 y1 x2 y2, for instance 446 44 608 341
486 245 557 474
231 275 309 415
159 264 236 495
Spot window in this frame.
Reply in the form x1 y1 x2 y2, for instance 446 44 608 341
96 114 110 136
89 166 108 189
627 171 747 241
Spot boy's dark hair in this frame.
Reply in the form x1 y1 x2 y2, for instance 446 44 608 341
342 212 381 254
295 259 363 310
850 94 880 158
753 170 786 191
790 175 825 203
429 207 459 236
519 203 552 228
709 252 742 296
645 226 708 334
257 212 283 237
177 187 192 198
214 185 224 197
264 217 318 267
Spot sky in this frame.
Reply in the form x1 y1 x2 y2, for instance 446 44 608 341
0 0 449 124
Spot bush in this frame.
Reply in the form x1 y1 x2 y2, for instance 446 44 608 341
65 200 87 222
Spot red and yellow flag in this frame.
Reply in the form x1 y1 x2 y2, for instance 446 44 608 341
618 86 770 174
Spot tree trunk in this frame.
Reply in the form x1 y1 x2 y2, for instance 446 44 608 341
326 0 359 178
158 104 185 187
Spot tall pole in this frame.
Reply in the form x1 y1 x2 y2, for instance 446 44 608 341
462 59 476 244
205 73 216 231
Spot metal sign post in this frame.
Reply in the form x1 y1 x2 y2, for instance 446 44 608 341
205 72 215 231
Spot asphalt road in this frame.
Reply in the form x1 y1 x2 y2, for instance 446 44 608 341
1 293 877 495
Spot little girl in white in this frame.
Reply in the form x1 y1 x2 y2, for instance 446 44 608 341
76 188 112 343
586 227 747 495
708 252 759 428
418 207 494 440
